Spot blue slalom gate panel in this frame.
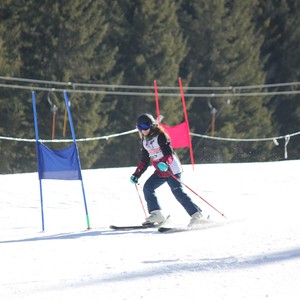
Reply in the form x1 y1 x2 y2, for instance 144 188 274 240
37 142 82 180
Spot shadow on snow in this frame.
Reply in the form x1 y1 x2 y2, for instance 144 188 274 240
79 247 300 286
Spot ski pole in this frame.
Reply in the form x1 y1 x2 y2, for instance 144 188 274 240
134 184 147 218
168 171 226 218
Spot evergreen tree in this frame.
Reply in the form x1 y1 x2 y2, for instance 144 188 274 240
272 0 300 159
179 0 275 163
0 0 35 173
97 0 188 167
17 0 121 170
257 0 300 159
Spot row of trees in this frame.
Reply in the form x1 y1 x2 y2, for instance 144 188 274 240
0 0 299 173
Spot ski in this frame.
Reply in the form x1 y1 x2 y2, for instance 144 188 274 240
158 226 190 233
109 224 159 231
109 216 171 231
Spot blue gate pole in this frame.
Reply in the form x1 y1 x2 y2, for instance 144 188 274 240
63 91 91 230
31 91 45 231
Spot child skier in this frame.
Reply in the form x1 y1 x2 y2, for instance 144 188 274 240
130 113 203 227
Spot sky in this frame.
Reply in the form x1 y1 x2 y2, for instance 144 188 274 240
0 159 299 300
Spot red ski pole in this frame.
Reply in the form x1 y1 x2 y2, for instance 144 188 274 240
135 184 147 218
168 171 226 218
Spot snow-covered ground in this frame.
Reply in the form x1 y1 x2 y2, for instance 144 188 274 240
0 160 299 300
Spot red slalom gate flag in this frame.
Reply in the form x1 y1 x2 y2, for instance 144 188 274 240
161 122 190 148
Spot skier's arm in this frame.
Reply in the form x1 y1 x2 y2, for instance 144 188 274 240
132 145 150 178
157 133 174 165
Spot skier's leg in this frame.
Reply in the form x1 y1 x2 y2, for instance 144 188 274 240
143 173 166 213
167 173 201 216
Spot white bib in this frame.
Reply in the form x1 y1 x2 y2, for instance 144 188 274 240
143 136 183 175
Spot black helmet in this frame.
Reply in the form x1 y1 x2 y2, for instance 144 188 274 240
136 113 155 130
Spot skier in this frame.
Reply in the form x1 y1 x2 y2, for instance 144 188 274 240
130 113 203 227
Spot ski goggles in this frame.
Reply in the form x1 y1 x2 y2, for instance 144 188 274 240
137 123 151 131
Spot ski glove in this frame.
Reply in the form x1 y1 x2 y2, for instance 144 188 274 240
130 175 139 184
157 162 168 172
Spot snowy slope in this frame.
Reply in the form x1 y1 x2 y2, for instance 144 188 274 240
0 160 299 300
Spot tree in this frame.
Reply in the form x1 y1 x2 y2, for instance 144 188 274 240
278 0 300 159
97 0 188 167
257 0 300 159
0 0 35 173
17 0 121 169
179 0 275 163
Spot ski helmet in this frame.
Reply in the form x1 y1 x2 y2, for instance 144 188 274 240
136 113 155 131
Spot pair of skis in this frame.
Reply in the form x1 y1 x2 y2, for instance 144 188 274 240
109 223 183 233
109 215 210 233
110 215 177 233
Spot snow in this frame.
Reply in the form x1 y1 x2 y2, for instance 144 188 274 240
0 160 300 300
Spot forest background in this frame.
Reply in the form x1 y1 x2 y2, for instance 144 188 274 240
0 0 299 174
